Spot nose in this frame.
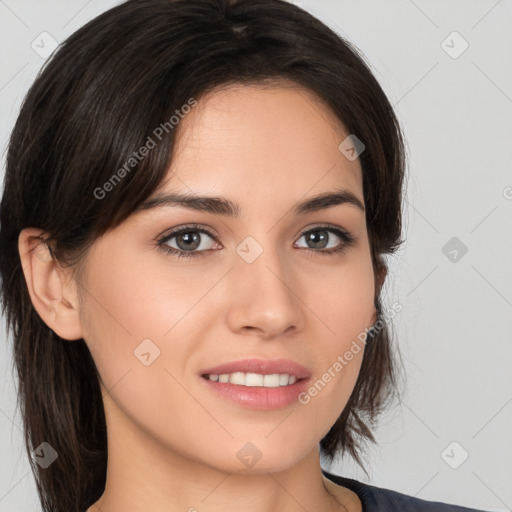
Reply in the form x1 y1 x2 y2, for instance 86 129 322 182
225 242 306 339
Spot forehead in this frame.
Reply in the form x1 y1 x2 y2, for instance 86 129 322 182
153 82 363 209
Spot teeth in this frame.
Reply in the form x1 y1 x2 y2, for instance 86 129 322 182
279 374 289 386
206 372 298 387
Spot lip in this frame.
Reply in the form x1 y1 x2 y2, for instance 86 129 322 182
199 373 312 411
199 358 311 379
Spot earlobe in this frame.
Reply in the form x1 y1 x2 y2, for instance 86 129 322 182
18 228 84 341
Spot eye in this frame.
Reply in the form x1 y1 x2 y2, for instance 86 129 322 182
157 224 219 259
294 224 356 256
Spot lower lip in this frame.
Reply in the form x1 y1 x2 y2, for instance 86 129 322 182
200 375 312 410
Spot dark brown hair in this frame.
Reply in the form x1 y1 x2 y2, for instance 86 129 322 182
0 1 406 511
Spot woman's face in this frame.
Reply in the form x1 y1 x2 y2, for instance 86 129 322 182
74 83 378 474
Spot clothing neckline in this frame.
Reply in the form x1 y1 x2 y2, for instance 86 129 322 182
321 469 371 512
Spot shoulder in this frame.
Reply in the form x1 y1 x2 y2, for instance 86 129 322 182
322 470 490 512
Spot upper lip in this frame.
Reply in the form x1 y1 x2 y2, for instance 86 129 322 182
200 358 311 379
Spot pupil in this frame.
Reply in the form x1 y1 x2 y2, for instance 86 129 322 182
308 231 327 249
178 232 200 250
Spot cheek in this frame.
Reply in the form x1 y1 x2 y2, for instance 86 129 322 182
297 252 374 426
77 248 206 447
78 243 217 412
304 251 376 345
77 244 175 386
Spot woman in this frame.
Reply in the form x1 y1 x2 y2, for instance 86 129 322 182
0 0 489 511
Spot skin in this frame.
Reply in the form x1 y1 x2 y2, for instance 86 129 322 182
18 82 385 512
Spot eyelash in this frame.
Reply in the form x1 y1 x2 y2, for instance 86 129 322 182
156 223 356 259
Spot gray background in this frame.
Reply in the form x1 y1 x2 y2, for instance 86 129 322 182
1 0 511 510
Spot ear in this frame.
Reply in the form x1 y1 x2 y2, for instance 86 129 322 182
370 260 387 326
18 227 84 341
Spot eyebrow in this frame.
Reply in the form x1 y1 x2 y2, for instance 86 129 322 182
136 187 365 217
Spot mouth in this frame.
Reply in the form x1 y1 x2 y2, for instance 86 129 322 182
198 358 312 410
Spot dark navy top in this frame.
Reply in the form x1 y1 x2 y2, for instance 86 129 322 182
322 469 488 511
